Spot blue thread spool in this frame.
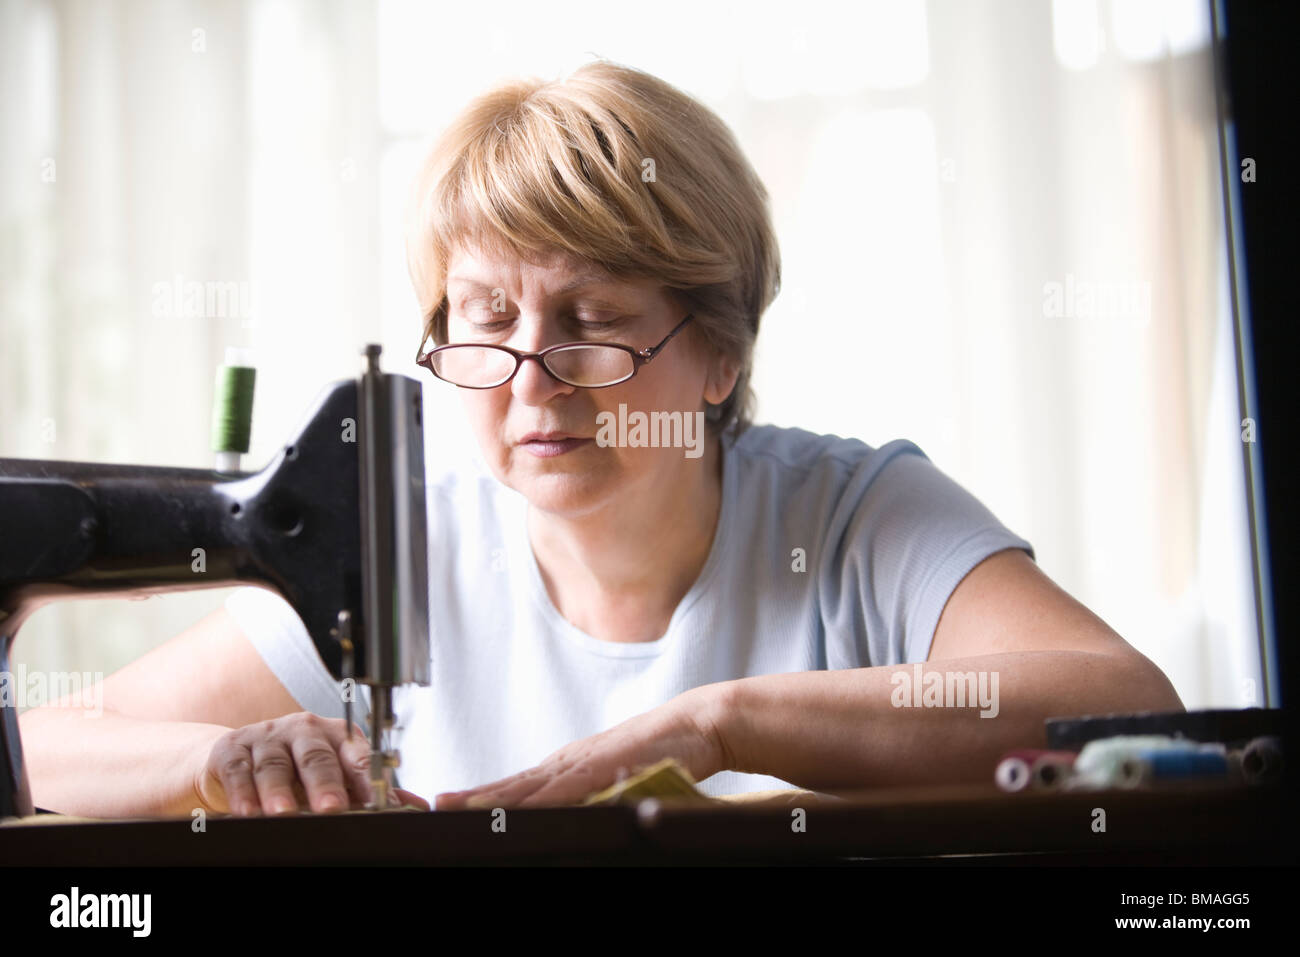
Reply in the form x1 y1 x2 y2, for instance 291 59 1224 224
1072 735 1221 790
1120 749 1228 786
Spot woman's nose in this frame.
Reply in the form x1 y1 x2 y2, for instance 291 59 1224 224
507 320 576 403
510 354 572 403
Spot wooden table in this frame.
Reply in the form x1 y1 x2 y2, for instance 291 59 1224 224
1 781 1290 865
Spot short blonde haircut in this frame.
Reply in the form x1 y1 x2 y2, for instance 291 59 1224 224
406 59 781 434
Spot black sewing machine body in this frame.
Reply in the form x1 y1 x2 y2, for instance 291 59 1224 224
0 360 430 818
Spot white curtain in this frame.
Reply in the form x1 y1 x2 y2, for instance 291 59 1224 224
1 0 1258 711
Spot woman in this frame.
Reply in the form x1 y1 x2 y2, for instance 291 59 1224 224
19 61 1182 818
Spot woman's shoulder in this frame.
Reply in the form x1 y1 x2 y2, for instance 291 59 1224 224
728 422 926 486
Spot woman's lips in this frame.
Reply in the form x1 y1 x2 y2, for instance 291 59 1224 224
519 437 593 458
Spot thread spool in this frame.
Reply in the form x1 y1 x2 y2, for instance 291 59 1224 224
211 348 256 472
1119 749 1228 787
1240 735 1283 784
995 756 1032 792
1071 738 1211 790
1032 752 1077 790
995 749 1078 792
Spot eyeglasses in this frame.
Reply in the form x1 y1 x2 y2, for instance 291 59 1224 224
415 314 694 389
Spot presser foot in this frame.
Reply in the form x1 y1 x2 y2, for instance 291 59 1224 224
365 749 401 811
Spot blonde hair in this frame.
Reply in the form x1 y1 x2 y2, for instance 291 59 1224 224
405 59 780 434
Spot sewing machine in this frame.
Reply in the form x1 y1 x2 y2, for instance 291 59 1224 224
0 345 430 819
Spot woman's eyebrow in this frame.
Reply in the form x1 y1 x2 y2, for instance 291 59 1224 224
447 270 622 297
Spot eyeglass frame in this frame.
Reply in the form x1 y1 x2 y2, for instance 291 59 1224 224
414 313 695 389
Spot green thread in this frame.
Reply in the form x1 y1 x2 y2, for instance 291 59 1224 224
211 365 256 453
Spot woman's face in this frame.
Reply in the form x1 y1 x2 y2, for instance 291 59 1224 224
442 244 736 518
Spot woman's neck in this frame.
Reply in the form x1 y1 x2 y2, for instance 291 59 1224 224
526 434 725 643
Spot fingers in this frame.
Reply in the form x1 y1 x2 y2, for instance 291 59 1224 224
283 717 379 813
516 763 599 807
209 714 379 817
326 720 377 809
204 713 441 817
289 732 352 813
450 762 568 810
249 738 302 814
209 738 259 817
394 788 431 811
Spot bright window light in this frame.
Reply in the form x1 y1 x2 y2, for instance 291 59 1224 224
1053 0 1102 71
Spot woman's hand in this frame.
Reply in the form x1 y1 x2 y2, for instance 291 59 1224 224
192 712 430 816
434 686 729 810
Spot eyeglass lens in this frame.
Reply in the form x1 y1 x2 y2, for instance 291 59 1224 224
431 344 635 387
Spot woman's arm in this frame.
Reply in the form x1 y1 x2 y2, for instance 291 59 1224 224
717 650 1179 791
18 606 304 817
716 549 1184 789
17 707 233 817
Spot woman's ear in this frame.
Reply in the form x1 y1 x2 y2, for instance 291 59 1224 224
703 352 741 406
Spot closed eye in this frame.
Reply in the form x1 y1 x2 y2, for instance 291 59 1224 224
571 314 627 330
454 313 630 339
464 313 612 324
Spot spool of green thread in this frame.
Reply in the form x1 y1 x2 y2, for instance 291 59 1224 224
211 350 256 471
